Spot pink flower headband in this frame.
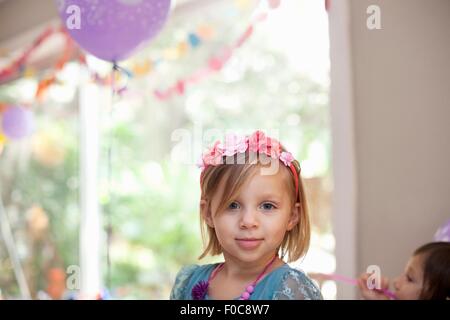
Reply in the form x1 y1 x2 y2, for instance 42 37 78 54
198 131 300 200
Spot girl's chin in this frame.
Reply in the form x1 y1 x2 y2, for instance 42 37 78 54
223 249 278 263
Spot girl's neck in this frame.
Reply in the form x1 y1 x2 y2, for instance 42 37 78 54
221 253 285 282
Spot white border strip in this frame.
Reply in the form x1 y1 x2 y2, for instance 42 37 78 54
328 0 358 300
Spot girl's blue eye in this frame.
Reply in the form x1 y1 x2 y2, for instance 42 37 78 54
406 275 413 282
261 203 276 210
228 202 240 210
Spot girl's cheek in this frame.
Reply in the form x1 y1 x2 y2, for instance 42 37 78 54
399 284 421 300
406 288 420 300
393 277 400 290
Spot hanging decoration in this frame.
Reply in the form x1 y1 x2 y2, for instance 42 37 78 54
0 22 216 99
153 10 271 100
0 0 280 108
1 105 35 140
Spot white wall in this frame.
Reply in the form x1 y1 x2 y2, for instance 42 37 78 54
349 0 450 288
329 0 358 300
0 0 57 43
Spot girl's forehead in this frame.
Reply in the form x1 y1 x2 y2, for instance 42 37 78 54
218 163 292 197
244 166 291 188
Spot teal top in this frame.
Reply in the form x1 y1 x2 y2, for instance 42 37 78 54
170 263 323 300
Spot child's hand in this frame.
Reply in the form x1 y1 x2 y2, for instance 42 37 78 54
357 273 391 300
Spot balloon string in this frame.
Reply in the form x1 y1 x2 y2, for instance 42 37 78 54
104 62 118 293
104 61 132 294
103 61 133 295
112 63 133 95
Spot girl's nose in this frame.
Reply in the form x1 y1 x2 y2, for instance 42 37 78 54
239 210 258 229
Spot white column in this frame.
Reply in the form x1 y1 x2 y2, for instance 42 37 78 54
328 0 358 299
79 79 102 298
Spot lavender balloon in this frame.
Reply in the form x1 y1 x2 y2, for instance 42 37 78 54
57 0 171 62
1 106 35 140
434 218 450 242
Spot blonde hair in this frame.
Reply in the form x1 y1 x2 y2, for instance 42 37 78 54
198 150 311 262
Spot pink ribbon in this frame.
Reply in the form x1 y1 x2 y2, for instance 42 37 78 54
314 273 397 299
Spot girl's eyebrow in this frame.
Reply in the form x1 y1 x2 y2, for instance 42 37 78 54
256 193 282 201
232 194 282 202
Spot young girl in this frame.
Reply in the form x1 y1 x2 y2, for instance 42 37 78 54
170 131 322 300
358 242 450 300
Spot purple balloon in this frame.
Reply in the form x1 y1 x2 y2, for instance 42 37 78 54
57 0 171 62
2 106 35 140
434 218 450 242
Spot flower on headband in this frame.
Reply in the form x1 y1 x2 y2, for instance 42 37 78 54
266 137 282 159
280 151 294 166
196 155 206 170
222 133 248 157
248 130 281 159
248 130 265 153
201 140 224 167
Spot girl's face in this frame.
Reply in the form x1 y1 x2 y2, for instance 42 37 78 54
205 165 299 265
393 254 425 300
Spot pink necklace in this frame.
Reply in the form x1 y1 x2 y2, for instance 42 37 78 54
191 255 278 300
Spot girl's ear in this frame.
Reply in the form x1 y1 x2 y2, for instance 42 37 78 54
287 202 300 231
200 199 214 228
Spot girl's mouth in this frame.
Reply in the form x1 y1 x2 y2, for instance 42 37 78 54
235 238 263 250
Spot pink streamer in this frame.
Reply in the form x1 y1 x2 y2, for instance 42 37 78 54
316 273 397 300
154 7 270 101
